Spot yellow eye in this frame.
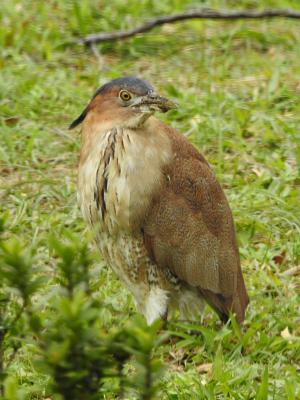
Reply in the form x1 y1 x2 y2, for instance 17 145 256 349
119 90 132 101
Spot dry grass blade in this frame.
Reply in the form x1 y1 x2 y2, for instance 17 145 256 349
281 266 300 276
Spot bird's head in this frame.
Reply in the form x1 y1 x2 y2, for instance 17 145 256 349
69 77 177 130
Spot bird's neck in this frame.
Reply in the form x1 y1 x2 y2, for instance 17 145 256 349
78 117 172 232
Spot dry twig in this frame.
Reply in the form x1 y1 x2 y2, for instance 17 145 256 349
79 8 300 45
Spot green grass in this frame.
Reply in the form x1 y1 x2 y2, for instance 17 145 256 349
1 0 300 398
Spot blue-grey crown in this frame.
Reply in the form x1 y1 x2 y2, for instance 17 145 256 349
93 77 154 97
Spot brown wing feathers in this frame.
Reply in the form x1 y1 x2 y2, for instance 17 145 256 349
144 121 249 323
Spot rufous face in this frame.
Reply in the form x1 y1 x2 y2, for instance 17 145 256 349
69 77 176 130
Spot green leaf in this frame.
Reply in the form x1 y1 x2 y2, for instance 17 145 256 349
256 366 269 400
212 345 223 381
285 380 295 400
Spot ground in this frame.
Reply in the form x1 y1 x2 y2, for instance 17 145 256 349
0 0 299 399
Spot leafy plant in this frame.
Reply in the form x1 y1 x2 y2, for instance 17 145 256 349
0 219 42 396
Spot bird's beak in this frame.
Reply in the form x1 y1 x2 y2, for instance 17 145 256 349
130 93 177 113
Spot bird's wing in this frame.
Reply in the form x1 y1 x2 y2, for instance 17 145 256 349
143 123 249 323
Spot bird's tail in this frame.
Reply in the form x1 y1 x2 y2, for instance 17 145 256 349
198 269 249 324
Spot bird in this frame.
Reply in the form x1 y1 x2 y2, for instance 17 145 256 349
70 76 249 325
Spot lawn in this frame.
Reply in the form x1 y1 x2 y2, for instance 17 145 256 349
0 0 299 399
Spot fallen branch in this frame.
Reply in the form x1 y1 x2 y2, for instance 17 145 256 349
79 8 300 45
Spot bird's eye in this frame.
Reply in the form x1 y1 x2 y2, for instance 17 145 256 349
119 90 132 101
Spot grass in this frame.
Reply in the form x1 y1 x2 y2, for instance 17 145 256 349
1 0 300 398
